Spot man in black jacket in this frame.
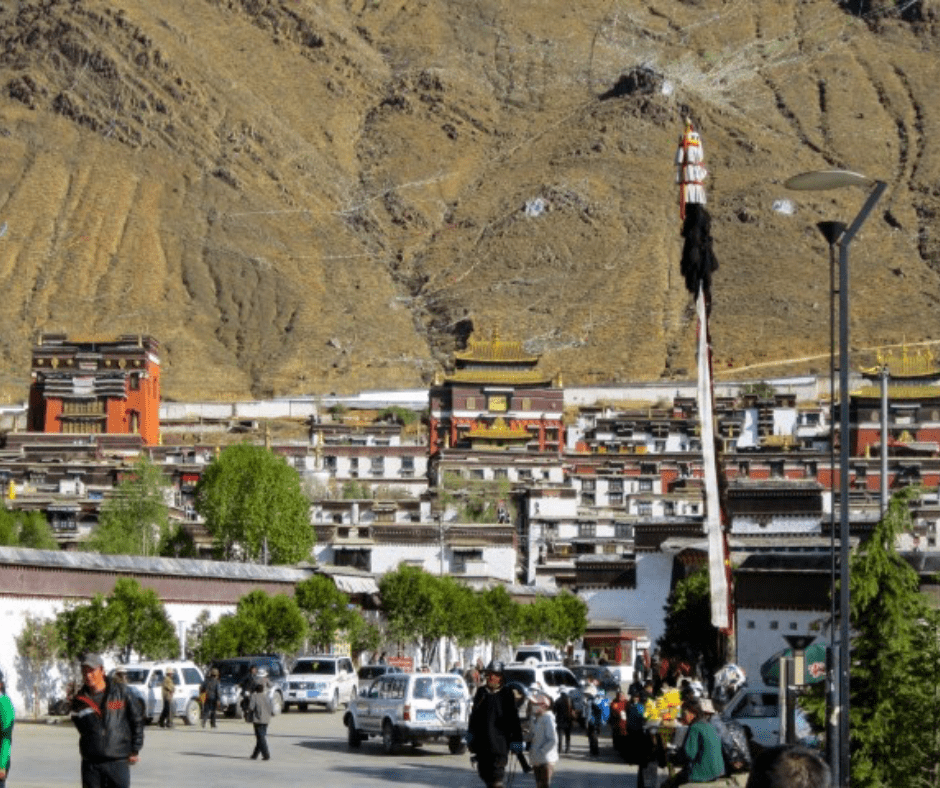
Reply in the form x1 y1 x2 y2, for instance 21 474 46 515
467 661 525 788
71 653 144 788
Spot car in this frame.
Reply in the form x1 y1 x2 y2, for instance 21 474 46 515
113 661 205 726
501 663 581 703
283 655 357 712
571 664 621 693
513 644 563 665
719 686 781 748
210 655 287 717
356 664 404 695
344 671 470 754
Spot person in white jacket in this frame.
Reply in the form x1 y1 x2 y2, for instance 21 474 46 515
528 694 559 788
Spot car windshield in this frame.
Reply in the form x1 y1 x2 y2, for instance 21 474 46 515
122 669 149 685
214 662 249 682
503 669 537 687
435 677 466 699
293 661 336 675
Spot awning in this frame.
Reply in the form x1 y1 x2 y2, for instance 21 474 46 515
332 574 380 595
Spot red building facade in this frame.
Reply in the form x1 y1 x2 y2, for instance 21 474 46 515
27 333 161 446
428 331 564 456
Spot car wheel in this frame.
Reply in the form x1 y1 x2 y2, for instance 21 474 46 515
382 720 398 754
448 736 467 755
298 702 308 712
347 722 362 749
270 691 283 716
327 690 339 713
184 699 201 726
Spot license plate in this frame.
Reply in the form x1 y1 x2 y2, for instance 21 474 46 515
307 690 320 698
416 710 436 721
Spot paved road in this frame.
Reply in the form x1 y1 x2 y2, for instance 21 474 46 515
11 709 641 788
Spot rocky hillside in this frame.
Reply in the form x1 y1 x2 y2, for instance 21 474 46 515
0 0 938 402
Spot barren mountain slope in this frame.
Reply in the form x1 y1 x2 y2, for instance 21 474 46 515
0 0 937 401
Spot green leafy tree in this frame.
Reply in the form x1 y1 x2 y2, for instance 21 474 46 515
55 595 120 662
379 564 446 658
191 614 246 664
295 575 355 652
479 585 522 653
658 568 722 679
847 488 940 788
0 508 58 549
107 578 179 662
195 590 306 660
438 576 484 647
195 443 314 564
87 457 170 556
15 614 61 718
347 613 383 660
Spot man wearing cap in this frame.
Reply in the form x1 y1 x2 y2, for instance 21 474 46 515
467 661 525 788
158 669 175 729
0 669 14 788
71 653 144 788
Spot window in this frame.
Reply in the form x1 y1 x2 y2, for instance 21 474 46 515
638 502 652 516
789 622 799 631
466 396 476 409
370 457 385 476
401 457 415 477
494 468 509 480
639 478 653 491
582 479 596 492
471 469 485 480
663 501 675 516
609 493 623 506
521 398 532 410
488 395 507 412
579 523 597 538
349 457 359 477
769 621 779 630
129 374 140 391
746 621 756 629
615 523 632 538
324 456 337 473
581 493 595 506
770 461 784 478
654 440 666 452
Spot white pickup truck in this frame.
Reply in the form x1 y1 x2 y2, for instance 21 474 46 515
344 672 470 754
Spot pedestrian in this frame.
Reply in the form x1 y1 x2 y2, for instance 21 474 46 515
247 669 273 761
528 694 558 788
377 652 388 665
609 689 629 759
200 668 221 729
634 649 647 684
71 652 144 788
467 660 526 788
552 691 573 755
662 697 724 787
745 744 830 788
0 670 13 788
158 669 175 728
240 666 260 721
583 684 608 757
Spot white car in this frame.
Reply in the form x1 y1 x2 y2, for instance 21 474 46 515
344 672 470 754
720 686 781 748
513 644 563 665
284 655 357 712
115 661 205 725
501 663 581 703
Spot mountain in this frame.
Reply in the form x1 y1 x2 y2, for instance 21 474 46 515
0 0 938 402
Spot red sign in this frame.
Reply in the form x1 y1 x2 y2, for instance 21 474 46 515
388 656 414 672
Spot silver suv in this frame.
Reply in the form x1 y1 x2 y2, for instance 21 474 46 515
114 661 205 725
210 655 287 717
344 672 470 754
501 663 581 702
284 655 357 713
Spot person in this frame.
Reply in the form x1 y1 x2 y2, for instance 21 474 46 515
200 668 221 729
745 744 830 788
240 666 261 721
467 660 526 788
71 652 144 788
377 652 388 665
158 669 175 728
624 687 655 787
0 670 13 788
527 694 558 788
663 697 724 786
609 689 629 760
583 684 609 757
552 691 573 755
465 664 481 695
247 669 273 760
634 649 648 684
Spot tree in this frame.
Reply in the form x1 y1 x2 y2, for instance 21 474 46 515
295 575 355 652
107 578 179 662
194 590 306 660
55 595 119 663
86 457 171 556
15 614 61 718
194 443 314 564
0 508 58 549
847 488 940 788
379 564 446 659
658 568 723 680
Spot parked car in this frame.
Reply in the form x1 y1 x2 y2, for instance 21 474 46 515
571 664 621 693
210 655 287 717
114 661 205 725
356 663 404 695
501 663 581 703
283 655 357 712
719 686 781 748
513 644 563 665
344 671 470 754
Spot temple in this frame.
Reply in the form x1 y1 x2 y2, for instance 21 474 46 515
428 330 564 455
27 333 161 446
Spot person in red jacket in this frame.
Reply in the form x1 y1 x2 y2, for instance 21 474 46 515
71 653 144 788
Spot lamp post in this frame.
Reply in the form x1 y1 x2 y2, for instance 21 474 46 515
785 170 887 788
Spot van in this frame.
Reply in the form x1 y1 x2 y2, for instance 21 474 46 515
513 644 563 665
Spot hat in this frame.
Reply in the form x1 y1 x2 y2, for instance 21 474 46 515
583 684 597 697
81 652 104 669
484 660 504 675
700 698 716 714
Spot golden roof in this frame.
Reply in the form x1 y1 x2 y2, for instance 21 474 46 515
446 369 552 385
853 384 940 400
467 417 530 439
861 346 940 379
453 330 539 364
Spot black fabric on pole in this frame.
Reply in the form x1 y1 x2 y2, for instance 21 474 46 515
680 202 719 300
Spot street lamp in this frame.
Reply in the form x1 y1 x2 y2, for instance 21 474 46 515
785 170 887 788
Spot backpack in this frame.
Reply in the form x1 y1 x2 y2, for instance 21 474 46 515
711 717 752 774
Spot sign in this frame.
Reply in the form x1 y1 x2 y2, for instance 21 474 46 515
388 656 414 672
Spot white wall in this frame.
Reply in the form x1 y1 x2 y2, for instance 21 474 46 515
734 606 829 689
